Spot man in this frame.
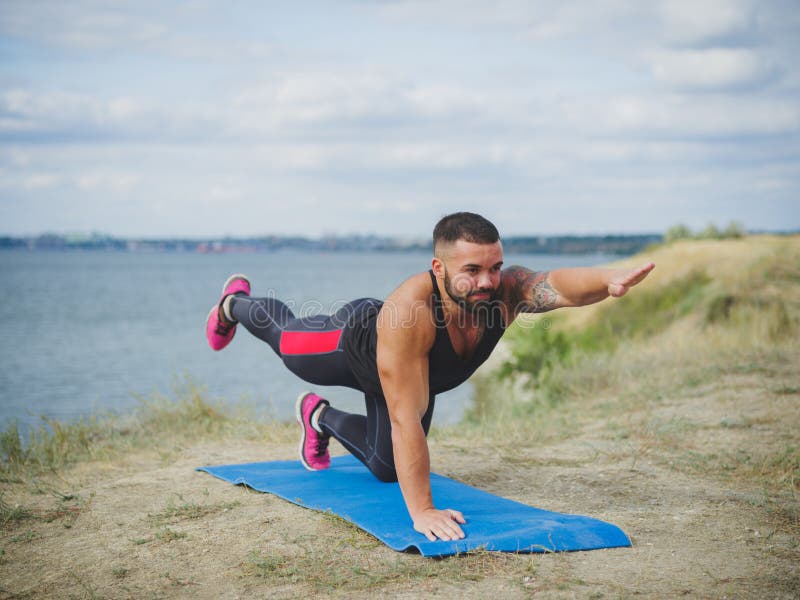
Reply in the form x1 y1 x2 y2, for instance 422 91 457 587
205 212 655 542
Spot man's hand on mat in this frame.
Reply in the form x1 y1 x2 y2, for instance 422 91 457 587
414 508 466 542
607 262 655 298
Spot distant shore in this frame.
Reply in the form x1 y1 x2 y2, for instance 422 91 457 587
4 228 798 256
1 232 663 255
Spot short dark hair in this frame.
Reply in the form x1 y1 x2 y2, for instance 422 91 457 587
433 212 499 254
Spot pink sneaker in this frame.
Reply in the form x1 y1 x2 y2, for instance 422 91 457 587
205 274 251 351
296 392 331 471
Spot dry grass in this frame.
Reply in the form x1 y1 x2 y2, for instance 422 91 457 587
147 492 241 526
0 378 297 482
470 235 799 433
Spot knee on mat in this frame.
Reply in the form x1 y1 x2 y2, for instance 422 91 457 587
369 462 398 483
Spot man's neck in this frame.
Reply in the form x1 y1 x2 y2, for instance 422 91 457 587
439 296 485 329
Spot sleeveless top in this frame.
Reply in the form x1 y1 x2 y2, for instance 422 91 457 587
342 270 507 396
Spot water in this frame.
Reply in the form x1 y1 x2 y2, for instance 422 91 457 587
0 249 614 430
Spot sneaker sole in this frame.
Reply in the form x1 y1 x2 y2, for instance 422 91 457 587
295 391 316 471
207 274 250 351
221 273 250 296
206 305 232 351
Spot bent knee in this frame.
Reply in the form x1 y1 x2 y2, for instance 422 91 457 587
369 462 398 483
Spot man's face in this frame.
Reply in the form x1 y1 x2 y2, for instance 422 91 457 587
437 240 504 313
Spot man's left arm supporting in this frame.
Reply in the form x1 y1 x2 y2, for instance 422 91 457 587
502 263 656 315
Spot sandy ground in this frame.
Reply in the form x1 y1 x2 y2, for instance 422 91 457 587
1 362 798 599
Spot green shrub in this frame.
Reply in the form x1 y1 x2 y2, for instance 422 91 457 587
498 270 712 389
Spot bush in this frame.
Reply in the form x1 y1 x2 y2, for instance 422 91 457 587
501 270 710 376
664 224 692 243
664 221 747 243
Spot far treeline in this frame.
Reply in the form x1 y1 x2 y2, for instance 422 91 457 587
663 221 751 243
0 221 789 255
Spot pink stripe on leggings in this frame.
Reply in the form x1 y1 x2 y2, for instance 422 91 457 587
279 329 343 355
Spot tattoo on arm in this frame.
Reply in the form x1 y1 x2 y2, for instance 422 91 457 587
504 266 559 314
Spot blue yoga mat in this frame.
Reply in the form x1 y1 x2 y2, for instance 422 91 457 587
198 455 630 557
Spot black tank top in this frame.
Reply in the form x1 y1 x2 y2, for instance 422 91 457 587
342 270 506 396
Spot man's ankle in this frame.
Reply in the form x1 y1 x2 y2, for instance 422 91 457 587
219 295 237 325
311 404 326 433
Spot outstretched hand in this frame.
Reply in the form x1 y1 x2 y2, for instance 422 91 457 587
607 262 655 298
413 508 466 542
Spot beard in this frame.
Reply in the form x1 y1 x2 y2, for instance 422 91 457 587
442 267 498 315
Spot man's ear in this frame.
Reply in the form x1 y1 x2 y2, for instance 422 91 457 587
431 256 445 279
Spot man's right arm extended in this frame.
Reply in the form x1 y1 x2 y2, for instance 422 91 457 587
376 299 466 542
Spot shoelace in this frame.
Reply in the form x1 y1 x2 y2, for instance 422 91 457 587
315 433 330 457
214 320 234 336
214 306 235 336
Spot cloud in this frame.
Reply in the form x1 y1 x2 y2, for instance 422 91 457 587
224 70 499 143
0 89 126 138
657 0 757 47
0 1 168 52
648 48 776 90
208 185 243 201
233 71 404 126
22 173 61 190
0 0 279 65
74 172 141 191
373 0 647 40
561 94 800 138
0 88 218 142
1 90 100 134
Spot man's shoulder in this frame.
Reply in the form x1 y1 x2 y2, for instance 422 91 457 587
377 271 436 347
386 271 433 304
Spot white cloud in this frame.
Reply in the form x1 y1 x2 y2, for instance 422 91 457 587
74 172 140 191
0 0 280 65
360 200 417 213
562 94 800 138
230 70 416 132
404 84 487 116
23 174 61 190
1 89 101 128
374 0 646 39
208 185 243 201
0 88 208 140
1 89 103 134
226 71 495 138
0 1 168 51
104 98 147 121
648 48 772 90
657 0 756 46
372 143 487 169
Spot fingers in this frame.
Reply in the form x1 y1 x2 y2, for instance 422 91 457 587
420 524 457 542
447 509 466 524
429 517 463 541
415 511 466 541
633 262 656 282
622 265 651 285
616 263 655 290
432 521 464 541
608 283 627 297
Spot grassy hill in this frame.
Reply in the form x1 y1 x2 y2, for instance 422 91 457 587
471 234 798 425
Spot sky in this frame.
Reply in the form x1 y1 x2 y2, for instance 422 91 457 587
1 0 798 238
